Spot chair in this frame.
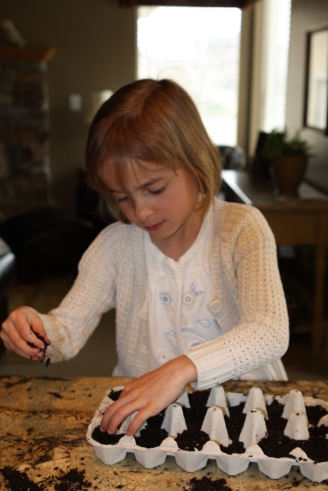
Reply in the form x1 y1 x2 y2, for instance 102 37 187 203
218 145 246 170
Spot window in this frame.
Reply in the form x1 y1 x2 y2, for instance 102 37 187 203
248 0 291 153
305 24 328 133
137 7 241 146
260 0 292 132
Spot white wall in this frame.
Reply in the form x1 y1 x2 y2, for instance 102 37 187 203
286 0 328 193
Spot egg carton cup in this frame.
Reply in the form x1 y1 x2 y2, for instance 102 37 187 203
86 386 328 483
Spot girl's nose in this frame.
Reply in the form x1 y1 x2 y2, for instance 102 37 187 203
134 200 153 221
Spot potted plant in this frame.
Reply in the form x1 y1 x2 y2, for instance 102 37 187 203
260 129 313 198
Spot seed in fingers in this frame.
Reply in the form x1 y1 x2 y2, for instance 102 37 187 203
27 330 50 367
32 330 50 346
27 341 37 348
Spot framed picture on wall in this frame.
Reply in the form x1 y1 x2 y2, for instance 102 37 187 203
304 22 328 135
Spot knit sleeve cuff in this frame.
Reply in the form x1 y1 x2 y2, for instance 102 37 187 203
39 313 80 363
184 341 239 390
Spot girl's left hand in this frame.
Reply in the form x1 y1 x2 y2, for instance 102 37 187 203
100 355 197 436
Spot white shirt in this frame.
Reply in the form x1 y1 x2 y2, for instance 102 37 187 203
42 199 289 387
144 207 222 371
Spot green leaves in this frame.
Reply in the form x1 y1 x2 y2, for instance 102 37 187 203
261 129 313 158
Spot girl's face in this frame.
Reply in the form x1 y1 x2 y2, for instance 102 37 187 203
101 160 202 258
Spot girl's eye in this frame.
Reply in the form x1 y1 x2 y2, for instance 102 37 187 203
117 196 128 203
149 187 164 195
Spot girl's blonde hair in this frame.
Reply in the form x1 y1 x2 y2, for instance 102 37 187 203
85 78 222 223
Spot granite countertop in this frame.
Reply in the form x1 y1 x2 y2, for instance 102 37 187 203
1 376 328 490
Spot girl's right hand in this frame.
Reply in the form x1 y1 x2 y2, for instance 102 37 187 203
0 307 51 361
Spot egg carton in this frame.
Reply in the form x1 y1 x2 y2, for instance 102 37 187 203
86 385 328 483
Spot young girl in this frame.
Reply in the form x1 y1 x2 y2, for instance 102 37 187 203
1 79 289 437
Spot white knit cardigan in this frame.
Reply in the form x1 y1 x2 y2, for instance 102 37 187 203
41 199 289 389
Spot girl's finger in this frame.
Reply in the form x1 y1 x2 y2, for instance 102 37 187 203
16 310 50 349
1 330 43 360
1 318 46 359
125 406 158 436
28 315 51 346
100 396 139 434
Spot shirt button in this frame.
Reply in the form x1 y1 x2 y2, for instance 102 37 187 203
211 300 222 313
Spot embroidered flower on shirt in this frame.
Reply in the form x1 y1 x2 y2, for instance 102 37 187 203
183 293 195 307
181 327 214 341
159 292 172 306
190 341 201 348
182 282 204 307
197 319 212 328
165 329 177 338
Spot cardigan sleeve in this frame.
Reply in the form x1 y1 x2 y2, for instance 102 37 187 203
184 205 289 389
39 225 119 362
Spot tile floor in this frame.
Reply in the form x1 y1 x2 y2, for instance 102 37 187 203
0 274 327 381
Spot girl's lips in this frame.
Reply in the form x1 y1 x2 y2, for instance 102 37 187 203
145 220 165 232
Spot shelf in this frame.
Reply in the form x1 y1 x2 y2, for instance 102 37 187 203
0 46 56 62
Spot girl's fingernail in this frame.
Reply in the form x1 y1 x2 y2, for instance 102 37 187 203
126 430 131 436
